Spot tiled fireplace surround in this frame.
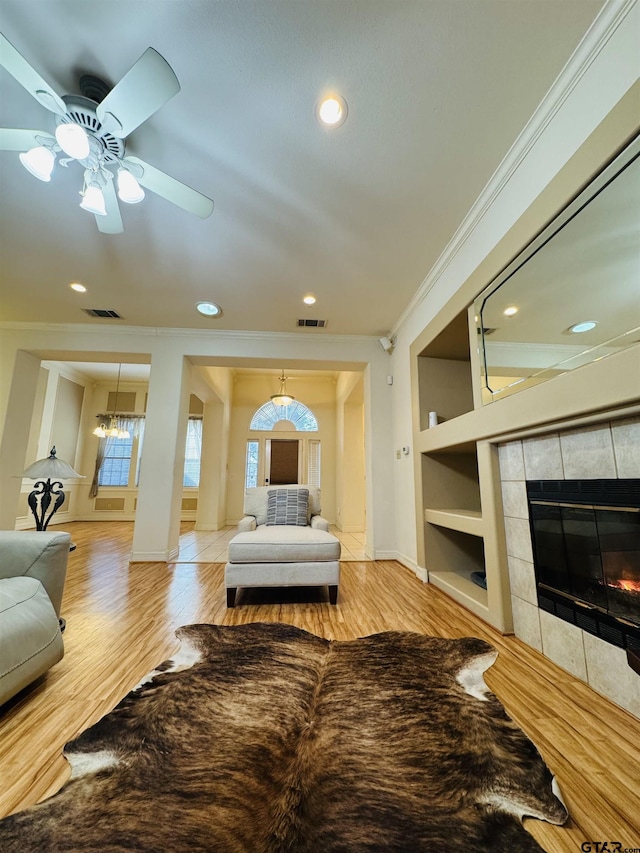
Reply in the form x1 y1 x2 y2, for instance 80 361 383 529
498 416 640 719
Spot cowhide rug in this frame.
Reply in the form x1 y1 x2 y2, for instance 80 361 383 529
0 623 568 852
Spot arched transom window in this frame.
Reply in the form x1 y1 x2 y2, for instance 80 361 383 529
250 400 318 431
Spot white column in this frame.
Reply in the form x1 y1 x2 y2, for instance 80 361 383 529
364 359 396 559
195 399 224 530
0 350 42 529
131 352 190 561
342 402 365 531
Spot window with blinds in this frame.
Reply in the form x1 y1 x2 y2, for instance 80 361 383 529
307 440 321 488
245 440 259 488
99 435 134 487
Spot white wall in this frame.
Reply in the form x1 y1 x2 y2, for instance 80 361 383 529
15 361 91 530
388 0 640 573
0 328 395 558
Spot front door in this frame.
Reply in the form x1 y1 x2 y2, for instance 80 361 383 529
267 439 299 485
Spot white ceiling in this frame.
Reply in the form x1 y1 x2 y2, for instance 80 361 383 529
0 0 604 339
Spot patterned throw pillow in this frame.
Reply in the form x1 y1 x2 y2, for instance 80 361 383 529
266 488 309 526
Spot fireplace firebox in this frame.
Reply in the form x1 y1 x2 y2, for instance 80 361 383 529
527 479 640 653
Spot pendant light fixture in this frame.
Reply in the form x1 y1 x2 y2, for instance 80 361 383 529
93 364 131 438
270 370 295 407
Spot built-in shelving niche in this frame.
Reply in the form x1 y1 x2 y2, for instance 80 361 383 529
425 527 488 615
420 448 489 617
416 309 474 431
421 449 480 514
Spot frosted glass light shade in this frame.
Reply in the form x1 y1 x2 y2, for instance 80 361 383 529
19 146 55 181
80 184 107 215
55 123 90 159
117 168 145 203
270 394 294 406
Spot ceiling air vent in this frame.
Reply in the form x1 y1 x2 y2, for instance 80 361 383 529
297 318 326 328
83 309 123 319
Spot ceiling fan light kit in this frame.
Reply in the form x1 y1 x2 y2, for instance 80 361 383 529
80 182 107 216
117 167 145 204
54 121 89 159
18 143 55 180
0 33 214 233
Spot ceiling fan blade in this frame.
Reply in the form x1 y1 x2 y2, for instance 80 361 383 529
0 33 67 116
124 156 214 219
96 47 180 138
0 128 54 151
96 177 124 234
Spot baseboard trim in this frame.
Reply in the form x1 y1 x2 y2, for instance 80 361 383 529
393 552 428 581
129 546 180 563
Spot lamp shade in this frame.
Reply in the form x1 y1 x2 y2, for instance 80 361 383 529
23 447 83 480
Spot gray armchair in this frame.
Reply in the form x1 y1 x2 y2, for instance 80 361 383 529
0 530 70 706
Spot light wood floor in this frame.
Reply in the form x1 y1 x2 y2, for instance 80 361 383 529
1 521 639 851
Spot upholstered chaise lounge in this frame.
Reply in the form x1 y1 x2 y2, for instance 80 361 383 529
225 486 340 607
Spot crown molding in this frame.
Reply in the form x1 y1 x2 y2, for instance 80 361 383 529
391 0 638 339
0 320 378 347
154 326 378 346
0 321 160 336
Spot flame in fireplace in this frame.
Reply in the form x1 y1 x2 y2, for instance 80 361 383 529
608 579 640 593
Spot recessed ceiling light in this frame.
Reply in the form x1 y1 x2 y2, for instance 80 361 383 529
69 282 87 292
316 94 348 128
196 301 221 317
503 306 519 317
303 295 316 305
569 320 597 333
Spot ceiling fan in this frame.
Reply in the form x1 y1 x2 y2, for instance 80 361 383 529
0 33 214 234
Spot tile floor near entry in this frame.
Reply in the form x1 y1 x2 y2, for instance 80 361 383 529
175 525 367 563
